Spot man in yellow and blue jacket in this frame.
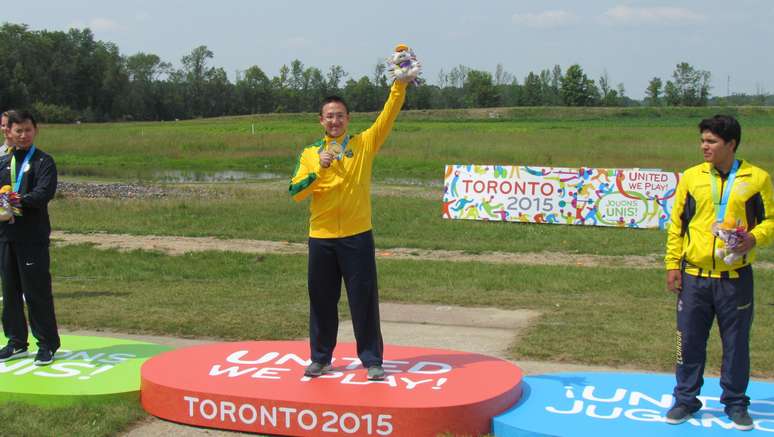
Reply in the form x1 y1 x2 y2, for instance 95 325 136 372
289 74 408 381
664 115 774 430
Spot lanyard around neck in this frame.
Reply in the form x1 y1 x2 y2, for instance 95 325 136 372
11 145 36 193
710 159 739 223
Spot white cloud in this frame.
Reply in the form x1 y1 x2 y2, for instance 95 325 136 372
511 10 577 29
68 17 125 32
603 6 704 26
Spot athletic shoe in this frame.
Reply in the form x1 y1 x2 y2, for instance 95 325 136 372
367 365 385 381
665 404 694 425
304 362 332 377
0 344 28 362
728 407 754 431
33 348 54 366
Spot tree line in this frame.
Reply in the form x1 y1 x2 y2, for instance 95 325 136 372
0 23 771 123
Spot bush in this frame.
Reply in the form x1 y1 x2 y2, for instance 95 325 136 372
31 102 78 123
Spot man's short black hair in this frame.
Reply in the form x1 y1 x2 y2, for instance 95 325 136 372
6 110 37 129
699 114 741 152
319 96 349 115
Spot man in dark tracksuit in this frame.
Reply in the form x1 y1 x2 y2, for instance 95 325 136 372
665 115 774 430
0 110 60 366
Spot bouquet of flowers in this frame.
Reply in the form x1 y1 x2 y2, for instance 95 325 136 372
712 217 747 264
0 185 22 223
387 44 422 85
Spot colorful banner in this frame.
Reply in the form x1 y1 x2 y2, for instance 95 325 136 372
443 165 680 229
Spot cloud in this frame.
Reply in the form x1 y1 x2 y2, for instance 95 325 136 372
511 10 577 29
68 18 126 32
603 6 705 26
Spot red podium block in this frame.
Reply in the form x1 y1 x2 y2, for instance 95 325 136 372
141 341 522 436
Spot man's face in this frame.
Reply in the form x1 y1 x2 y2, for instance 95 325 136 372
9 120 37 150
319 102 350 138
700 130 735 168
0 115 9 143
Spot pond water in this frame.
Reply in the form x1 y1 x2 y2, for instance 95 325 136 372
153 170 285 182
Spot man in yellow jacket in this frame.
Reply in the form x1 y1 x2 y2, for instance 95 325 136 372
289 71 408 381
664 115 773 430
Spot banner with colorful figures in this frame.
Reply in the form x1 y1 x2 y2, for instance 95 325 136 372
443 164 680 229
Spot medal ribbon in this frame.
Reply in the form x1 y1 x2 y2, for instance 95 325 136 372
11 145 36 193
710 159 739 223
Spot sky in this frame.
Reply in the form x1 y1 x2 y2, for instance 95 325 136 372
4 0 774 99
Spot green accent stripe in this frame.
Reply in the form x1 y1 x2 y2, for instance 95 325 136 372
288 140 325 197
289 173 318 196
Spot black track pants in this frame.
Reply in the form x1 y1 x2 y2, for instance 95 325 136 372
673 266 753 413
0 242 60 351
308 231 383 367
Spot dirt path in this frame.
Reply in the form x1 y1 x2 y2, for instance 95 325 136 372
51 231 773 270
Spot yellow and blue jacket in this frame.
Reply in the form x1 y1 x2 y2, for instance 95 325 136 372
289 81 407 238
665 160 774 278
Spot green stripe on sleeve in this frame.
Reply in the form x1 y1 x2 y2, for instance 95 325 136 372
289 173 318 196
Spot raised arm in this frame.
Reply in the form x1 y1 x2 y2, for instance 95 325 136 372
359 81 408 155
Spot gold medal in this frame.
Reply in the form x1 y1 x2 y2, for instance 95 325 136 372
327 142 343 156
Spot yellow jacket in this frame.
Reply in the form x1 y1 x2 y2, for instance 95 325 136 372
289 81 407 238
665 160 774 278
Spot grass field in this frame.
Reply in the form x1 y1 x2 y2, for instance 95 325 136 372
3 106 774 436
37 106 774 181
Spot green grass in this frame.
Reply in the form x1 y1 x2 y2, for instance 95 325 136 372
35 106 774 181
10 241 768 434
10 107 774 435
49 182 774 263
48 244 774 376
0 396 145 437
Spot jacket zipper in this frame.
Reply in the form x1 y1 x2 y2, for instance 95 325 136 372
711 175 725 271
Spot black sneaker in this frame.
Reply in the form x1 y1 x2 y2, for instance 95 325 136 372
33 348 54 366
367 365 385 381
728 407 754 431
304 362 332 377
665 404 694 425
0 344 28 362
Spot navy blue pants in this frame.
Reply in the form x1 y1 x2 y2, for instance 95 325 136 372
308 231 383 367
0 242 60 351
674 266 754 413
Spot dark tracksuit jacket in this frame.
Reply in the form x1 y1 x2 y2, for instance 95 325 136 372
665 159 774 412
0 146 60 351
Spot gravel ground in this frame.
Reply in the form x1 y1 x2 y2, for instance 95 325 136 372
56 181 202 199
